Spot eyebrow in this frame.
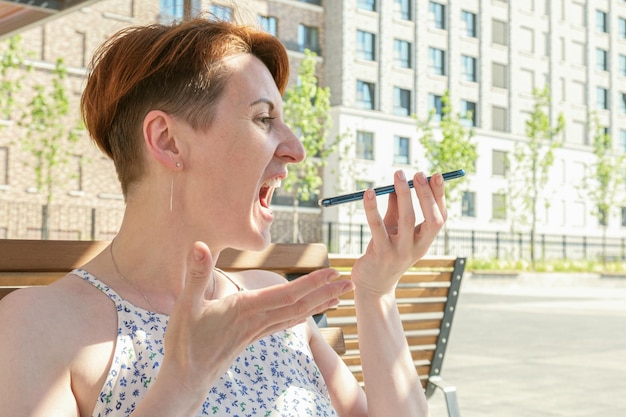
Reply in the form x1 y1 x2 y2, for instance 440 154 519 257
250 97 275 111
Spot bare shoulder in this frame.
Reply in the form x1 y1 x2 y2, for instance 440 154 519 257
0 272 113 357
0 273 116 416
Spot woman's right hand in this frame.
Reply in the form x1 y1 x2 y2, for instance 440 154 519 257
160 241 353 397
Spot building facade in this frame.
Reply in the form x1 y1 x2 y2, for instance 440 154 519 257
1 0 625 254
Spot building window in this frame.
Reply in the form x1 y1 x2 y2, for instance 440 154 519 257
622 207 626 227
462 191 476 217
620 130 626 152
492 193 507 220
356 131 375 160
620 55 626 76
394 0 411 20
492 150 507 176
298 24 320 54
160 0 200 21
429 93 443 122
0 146 8 186
300 0 321 5
492 62 508 89
461 10 477 38
358 0 376 12
597 48 609 71
492 106 508 132
357 30 376 61
210 4 232 21
597 87 609 110
394 136 410 164
620 18 626 39
356 80 375 110
394 39 412 68
596 10 608 33
393 87 411 116
258 15 277 36
429 2 446 29
492 19 508 46
429 47 446 75
461 100 477 127
621 93 626 114
462 55 477 82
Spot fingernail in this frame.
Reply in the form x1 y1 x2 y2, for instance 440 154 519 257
436 174 444 185
417 172 427 185
194 247 204 261
366 189 375 200
397 170 406 181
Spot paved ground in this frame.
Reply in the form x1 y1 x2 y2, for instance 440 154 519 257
427 273 626 417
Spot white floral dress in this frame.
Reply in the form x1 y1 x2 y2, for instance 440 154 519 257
73 269 338 417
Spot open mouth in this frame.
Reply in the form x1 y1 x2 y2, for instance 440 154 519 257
259 177 282 209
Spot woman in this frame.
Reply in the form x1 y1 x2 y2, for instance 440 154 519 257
0 17 446 417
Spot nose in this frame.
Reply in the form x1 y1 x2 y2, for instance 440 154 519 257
276 124 306 163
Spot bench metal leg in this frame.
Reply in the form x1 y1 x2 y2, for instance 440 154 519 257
427 376 461 417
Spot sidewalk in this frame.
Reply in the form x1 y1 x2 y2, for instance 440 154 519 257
428 273 626 417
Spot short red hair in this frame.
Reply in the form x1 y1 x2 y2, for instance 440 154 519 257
81 18 289 197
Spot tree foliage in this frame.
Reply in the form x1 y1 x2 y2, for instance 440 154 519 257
509 86 565 267
583 114 626 264
416 90 477 254
0 35 28 123
20 58 82 205
282 49 335 242
416 90 477 205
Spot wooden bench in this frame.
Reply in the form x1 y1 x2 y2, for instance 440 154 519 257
0 239 345 354
328 254 466 417
0 239 465 416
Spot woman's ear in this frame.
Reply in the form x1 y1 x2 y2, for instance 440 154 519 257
143 110 182 170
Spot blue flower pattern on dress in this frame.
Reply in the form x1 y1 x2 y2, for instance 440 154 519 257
73 269 337 417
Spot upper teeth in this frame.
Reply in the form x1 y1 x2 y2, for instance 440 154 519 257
264 178 282 188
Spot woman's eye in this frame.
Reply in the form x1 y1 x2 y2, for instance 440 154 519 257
258 116 276 126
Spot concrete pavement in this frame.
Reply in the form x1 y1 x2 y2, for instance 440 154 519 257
427 272 626 417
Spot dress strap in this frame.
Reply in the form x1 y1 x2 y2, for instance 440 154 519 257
214 267 244 291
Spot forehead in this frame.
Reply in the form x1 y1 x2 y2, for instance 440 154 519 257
221 54 281 107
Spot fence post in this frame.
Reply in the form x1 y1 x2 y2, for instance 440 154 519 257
562 235 567 259
518 232 522 260
495 231 500 259
41 204 49 240
326 222 332 251
90 208 97 240
471 230 475 258
359 224 365 253
583 236 587 259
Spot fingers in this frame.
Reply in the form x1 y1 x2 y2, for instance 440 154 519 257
180 241 215 307
250 268 352 311
363 188 389 243
413 172 446 226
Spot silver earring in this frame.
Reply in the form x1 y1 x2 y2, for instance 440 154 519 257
176 162 181 168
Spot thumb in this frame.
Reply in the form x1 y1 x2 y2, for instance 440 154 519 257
181 241 215 305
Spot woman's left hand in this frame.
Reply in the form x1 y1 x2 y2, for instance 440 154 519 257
350 170 447 295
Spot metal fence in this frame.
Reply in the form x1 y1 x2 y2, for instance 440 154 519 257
321 222 626 261
1 200 624 261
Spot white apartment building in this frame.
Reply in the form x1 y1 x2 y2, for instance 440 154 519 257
1 0 625 250
318 0 626 245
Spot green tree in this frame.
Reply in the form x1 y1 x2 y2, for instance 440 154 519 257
282 49 335 242
416 90 477 254
583 115 626 265
509 86 565 268
19 58 83 238
0 35 27 123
